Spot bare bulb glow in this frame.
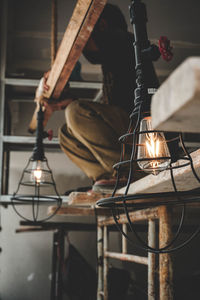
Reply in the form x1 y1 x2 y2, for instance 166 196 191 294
137 117 170 175
33 168 42 183
30 161 45 184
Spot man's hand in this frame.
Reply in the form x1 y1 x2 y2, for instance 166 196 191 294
43 70 51 92
42 70 73 112
43 99 73 113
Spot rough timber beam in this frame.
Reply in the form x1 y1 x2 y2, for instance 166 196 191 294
151 57 200 133
64 150 200 207
43 0 106 99
28 0 106 132
119 148 200 196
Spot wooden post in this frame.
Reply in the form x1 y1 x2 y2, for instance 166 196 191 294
103 225 109 300
122 223 127 254
148 219 156 300
51 0 57 65
97 224 103 300
28 0 107 133
159 206 173 300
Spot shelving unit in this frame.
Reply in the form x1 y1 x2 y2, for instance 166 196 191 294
0 0 102 203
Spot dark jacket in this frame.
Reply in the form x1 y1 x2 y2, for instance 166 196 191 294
83 29 159 115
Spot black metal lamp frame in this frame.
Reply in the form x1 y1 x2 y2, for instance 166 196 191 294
11 104 62 222
97 0 200 253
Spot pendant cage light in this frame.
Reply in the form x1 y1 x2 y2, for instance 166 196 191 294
97 0 200 254
11 105 62 222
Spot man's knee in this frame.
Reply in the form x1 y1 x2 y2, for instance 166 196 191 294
65 100 96 131
65 100 81 130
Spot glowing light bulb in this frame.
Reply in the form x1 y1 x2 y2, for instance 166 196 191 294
30 161 45 184
137 117 171 175
33 168 42 183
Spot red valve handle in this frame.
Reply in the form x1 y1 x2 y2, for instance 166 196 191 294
158 36 173 62
47 129 53 141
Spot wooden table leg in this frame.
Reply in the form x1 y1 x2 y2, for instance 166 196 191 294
97 223 103 300
148 219 156 300
159 206 173 300
103 225 109 300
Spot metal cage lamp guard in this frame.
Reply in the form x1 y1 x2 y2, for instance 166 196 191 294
11 104 62 222
97 0 200 254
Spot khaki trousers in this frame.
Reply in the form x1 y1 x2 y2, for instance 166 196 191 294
59 100 131 181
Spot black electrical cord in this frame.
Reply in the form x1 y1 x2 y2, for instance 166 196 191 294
11 104 62 222
110 130 200 253
180 133 200 184
98 0 200 253
109 96 187 253
108 93 200 254
11 157 62 222
111 201 200 254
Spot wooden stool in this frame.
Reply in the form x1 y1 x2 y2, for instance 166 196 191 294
48 192 173 300
97 206 173 300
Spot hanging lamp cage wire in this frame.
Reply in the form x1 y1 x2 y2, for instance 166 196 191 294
97 0 200 253
11 105 62 222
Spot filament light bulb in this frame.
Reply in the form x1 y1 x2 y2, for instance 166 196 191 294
137 117 170 175
31 161 45 184
33 168 42 183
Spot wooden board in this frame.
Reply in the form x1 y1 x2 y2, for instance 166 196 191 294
48 204 111 216
68 191 120 206
119 149 200 195
43 0 92 98
151 57 200 132
50 149 200 210
98 207 159 226
49 148 200 211
45 0 107 99
16 222 97 233
28 0 106 132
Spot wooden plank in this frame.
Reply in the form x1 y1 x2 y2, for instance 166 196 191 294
98 207 159 226
151 57 200 132
28 0 93 133
28 0 106 132
43 0 93 98
16 224 96 233
104 251 148 265
43 0 106 99
68 191 120 206
48 204 111 216
119 149 200 195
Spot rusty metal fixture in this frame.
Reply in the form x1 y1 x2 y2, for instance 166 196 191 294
97 224 104 300
97 0 200 254
11 105 62 222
